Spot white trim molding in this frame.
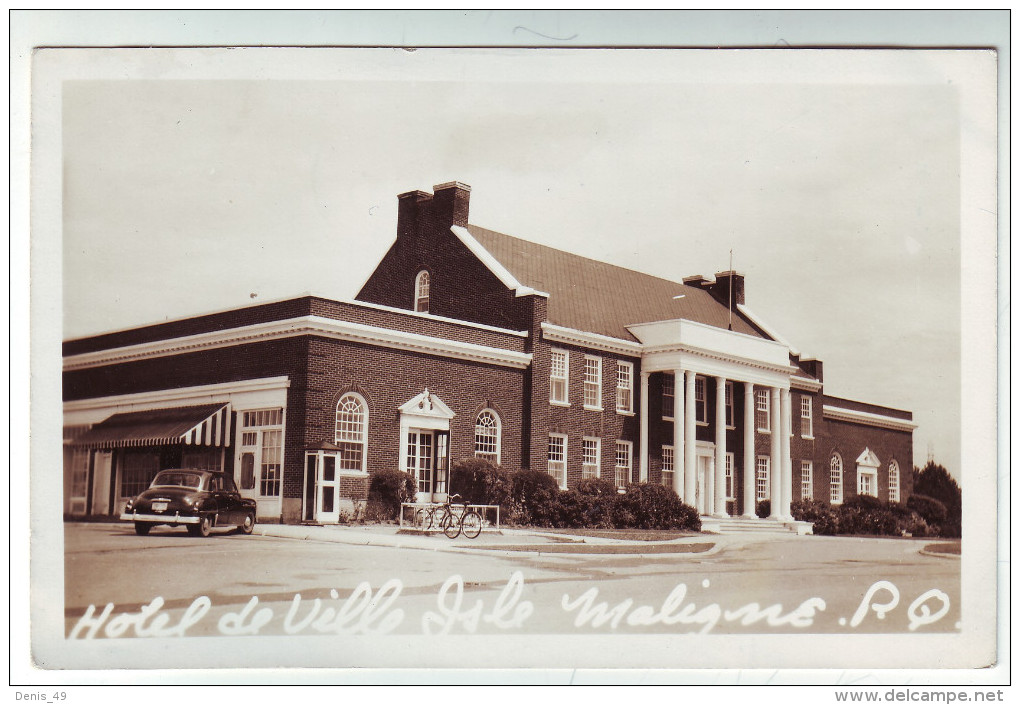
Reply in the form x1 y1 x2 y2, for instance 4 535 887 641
541 322 643 357
64 316 533 372
736 304 801 357
450 225 550 299
823 405 917 432
790 375 823 392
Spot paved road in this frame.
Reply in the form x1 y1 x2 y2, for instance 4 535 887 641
64 522 960 644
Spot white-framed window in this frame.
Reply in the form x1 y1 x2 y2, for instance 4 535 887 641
474 410 501 464
335 394 367 475
858 466 878 498
661 445 674 489
582 437 601 480
662 373 675 420
120 450 160 499
801 461 814 500
616 361 634 413
756 456 770 502
755 389 771 432
694 376 707 424
415 270 430 313
68 448 90 513
830 453 844 504
615 441 632 488
583 355 602 410
547 434 567 488
725 381 735 428
888 460 901 503
725 452 735 500
238 408 285 498
550 349 569 405
800 396 814 438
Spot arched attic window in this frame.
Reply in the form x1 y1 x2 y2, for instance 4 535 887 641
415 270 430 313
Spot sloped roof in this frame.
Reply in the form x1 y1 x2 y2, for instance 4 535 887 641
466 225 768 342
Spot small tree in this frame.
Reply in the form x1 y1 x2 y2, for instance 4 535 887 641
913 462 961 537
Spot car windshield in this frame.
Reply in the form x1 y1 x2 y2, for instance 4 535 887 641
151 471 204 489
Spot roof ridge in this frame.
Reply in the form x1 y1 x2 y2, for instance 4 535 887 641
466 223 691 291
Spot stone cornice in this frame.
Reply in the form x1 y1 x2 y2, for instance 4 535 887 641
64 316 533 372
540 322 643 357
823 405 917 432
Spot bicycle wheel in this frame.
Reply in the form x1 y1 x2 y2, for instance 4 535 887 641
461 511 483 539
442 510 461 539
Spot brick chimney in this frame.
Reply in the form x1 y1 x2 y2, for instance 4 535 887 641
396 189 431 240
432 181 471 227
708 270 745 308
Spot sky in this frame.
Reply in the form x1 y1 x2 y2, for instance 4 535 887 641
55 48 991 481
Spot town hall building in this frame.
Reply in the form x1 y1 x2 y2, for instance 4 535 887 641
62 182 916 525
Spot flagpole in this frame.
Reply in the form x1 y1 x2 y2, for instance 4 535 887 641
728 248 733 331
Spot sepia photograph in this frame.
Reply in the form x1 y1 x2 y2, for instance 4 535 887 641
15 11 1003 691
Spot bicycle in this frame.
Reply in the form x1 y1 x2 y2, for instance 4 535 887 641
439 494 483 539
413 503 450 533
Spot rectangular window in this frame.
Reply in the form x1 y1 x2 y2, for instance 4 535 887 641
259 429 282 497
243 409 283 427
694 376 707 424
550 349 569 405
888 464 901 503
755 389 771 432
614 441 632 488
547 434 567 488
120 451 160 499
725 382 735 428
801 461 813 500
756 456 770 502
616 361 634 413
800 396 814 438
582 437 601 480
858 469 878 498
69 448 90 513
583 356 602 410
662 373 675 419
725 452 735 500
661 445 674 489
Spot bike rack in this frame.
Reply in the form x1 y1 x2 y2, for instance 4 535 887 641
399 502 501 533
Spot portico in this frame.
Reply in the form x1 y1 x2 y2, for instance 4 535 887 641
627 318 797 520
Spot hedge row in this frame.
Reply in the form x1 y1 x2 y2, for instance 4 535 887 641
450 458 701 531
790 495 934 537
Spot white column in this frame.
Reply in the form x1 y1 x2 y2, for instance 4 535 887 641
672 370 684 499
714 376 728 517
639 371 650 482
769 386 783 520
742 383 756 518
683 371 697 507
781 387 793 520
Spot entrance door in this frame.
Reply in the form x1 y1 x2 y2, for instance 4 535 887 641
303 453 340 524
91 451 113 515
408 430 435 502
696 454 714 516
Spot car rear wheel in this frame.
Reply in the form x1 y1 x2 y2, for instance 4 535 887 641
134 522 151 536
188 515 213 537
237 511 255 535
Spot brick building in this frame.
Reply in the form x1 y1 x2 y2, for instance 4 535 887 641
62 181 915 525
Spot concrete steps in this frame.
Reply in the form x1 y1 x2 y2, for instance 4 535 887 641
700 516 813 536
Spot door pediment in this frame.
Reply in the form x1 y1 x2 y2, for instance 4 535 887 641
399 389 455 421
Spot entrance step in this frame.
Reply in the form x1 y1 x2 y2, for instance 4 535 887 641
700 516 812 536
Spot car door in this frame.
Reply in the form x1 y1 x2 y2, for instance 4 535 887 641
219 474 244 524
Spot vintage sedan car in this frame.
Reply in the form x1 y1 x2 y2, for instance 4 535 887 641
120 469 257 537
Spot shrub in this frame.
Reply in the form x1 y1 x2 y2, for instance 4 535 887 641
448 458 513 507
615 483 700 531
755 499 771 519
790 499 833 523
907 494 948 528
365 469 416 521
509 470 561 527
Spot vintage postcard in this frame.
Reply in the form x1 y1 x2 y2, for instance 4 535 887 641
24 43 998 679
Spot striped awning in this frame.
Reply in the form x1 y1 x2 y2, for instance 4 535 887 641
73 404 232 449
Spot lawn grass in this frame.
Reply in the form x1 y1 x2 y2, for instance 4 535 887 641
923 542 961 555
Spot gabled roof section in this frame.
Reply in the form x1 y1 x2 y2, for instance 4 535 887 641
465 224 768 342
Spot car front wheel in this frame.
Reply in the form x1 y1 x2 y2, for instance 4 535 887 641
134 522 151 536
188 515 213 537
237 511 255 535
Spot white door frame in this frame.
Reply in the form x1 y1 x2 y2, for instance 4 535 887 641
695 442 715 516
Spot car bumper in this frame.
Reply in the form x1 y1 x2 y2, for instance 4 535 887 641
120 511 201 525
